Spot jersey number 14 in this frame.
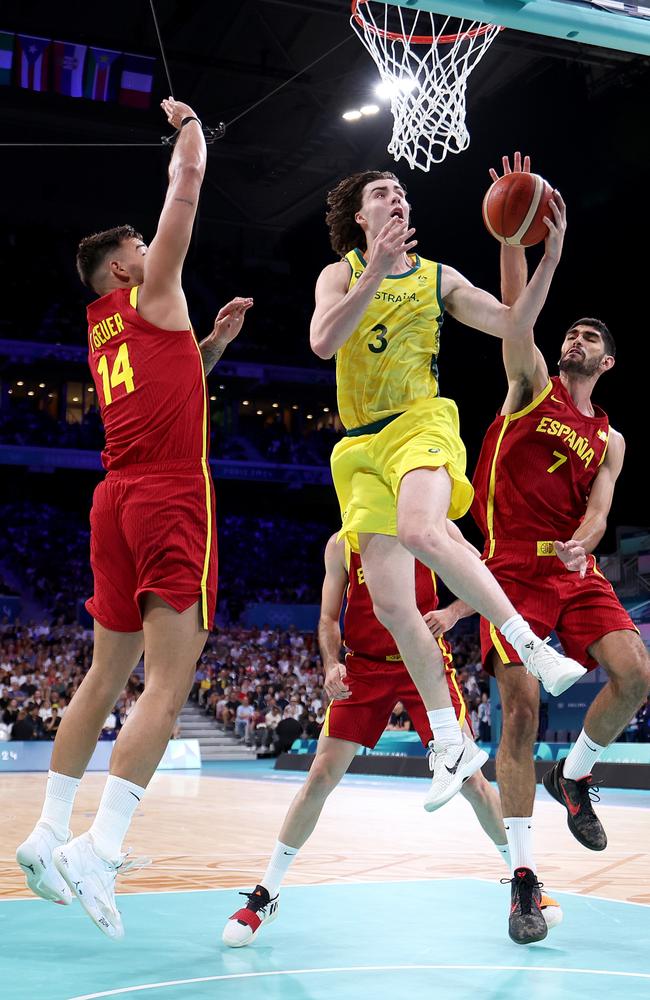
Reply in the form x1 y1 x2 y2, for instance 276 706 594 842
96 343 135 406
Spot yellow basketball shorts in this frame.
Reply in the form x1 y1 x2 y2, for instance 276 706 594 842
331 396 474 542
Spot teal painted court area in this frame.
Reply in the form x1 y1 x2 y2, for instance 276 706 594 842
3 878 650 1000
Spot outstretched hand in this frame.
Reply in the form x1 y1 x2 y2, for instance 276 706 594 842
542 189 567 266
366 216 417 278
206 297 254 347
555 539 588 578
489 150 530 184
161 97 200 130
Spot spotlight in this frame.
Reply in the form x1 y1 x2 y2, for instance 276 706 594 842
360 104 380 116
342 109 362 121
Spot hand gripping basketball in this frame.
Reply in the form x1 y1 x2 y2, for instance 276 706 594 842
483 152 558 247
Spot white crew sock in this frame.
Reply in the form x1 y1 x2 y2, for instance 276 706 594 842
499 614 541 664
260 841 298 897
563 729 606 780
503 816 535 873
427 707 463 748
495 842 511 872
89 775 146 862
38 770 80 840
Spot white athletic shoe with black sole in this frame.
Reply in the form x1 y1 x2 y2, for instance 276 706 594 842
53 832 125 940
523 638 587 697
16 822 72 905
222 884 279 947
423 735 488 812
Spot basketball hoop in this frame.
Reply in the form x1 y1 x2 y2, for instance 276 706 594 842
351 1 504 170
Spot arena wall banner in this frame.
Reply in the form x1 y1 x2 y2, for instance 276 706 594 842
0 738 201 772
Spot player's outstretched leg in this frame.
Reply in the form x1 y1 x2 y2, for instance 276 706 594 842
396 469 586 697
223 736 357 947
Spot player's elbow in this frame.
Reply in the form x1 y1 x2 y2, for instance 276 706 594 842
310 331 335 360
169 161 205 193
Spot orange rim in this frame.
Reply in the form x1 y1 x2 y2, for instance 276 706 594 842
351 0 502 45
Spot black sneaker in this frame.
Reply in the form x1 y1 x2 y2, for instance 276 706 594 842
542 759 607 851
503 867 548 944
222 883 279 947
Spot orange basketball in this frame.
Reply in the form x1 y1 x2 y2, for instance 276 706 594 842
482 171 554 247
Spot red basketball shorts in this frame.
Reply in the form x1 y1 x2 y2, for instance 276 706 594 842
86 462 217 633
324 638 469 749
481 541 636 672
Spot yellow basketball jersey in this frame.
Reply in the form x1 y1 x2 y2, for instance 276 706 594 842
335 249 444 430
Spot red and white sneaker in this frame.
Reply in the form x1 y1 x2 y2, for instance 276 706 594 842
222 884 279 947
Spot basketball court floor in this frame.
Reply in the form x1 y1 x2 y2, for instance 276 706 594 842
2 761 649 999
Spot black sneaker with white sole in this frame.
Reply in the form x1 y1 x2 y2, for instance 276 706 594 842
504 867 548 945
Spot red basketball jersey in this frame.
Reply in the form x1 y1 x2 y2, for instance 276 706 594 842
344 550 438 658
86 286 208 470
471 377 609 547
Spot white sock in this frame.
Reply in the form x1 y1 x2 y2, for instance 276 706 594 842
495 842 511 872
499 614 540 664
38 770 80 840
427 707 463 748
260 840 298 897
503 816 535 873
89 775 146 861
563 729 606 780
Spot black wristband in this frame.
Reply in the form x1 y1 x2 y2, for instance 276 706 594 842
180 116 202 128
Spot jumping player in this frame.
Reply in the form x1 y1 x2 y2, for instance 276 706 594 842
222 527 562 947
310 170 587 811
468 153 650 943
15 97 253 940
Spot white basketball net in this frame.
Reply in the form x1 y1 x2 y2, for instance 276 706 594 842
351 1 503 171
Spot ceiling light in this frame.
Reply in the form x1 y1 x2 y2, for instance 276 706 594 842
323 407 330 413
292 405 299 410
28 390 35 396
242 400 249 406
306 413 313 420
272 402 279 408
87 387 94 393
342 109 362 122
360 104 380 116
375 78 416 99
39 382 46 388
219 384 225 389
256 409 263 415
17 380 24 386
72 397 79 402
210 395 216 401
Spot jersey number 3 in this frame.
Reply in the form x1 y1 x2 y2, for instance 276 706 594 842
368 323 388 354
96 343 135 406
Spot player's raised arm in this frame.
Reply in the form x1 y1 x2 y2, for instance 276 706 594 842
441 189 566 344
138 98 207 329
310 216 416 360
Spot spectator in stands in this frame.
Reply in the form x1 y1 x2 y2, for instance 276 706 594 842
274 707 303 754
235 696 255 743
44 707 61 740
11 708 36 740
478 692 491 743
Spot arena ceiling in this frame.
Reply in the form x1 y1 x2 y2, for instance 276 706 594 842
2 0 649 246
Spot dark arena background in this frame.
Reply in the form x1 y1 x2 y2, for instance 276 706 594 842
1 3 649 999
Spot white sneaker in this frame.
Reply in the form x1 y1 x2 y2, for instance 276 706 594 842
222 884 279 947
541 893 563 930
523 638 587 697
423 735 488 812
53 832 125 940
16 822 72 905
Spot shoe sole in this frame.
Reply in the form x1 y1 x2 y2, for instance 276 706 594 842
222 904 279 948
542 665 588 698
53 847 124 940
542 768 607 852
16 843 71 905
509 923 548 945
423 746 489 813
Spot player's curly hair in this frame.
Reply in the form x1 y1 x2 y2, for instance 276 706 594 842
566 317 616 357
76 224 143 291
325 170 404 257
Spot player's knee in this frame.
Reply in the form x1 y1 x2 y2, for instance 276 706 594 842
370 595 406 632
307 757 343 798
397 522 445 562
621 647 650 703
501 698 537 746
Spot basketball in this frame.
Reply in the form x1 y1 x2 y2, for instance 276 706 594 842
482 172 554 246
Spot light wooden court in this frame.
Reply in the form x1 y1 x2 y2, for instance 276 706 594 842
2 765 649 903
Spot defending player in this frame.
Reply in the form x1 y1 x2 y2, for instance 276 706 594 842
310 171 587 812
221 527 562 947
467 154 650 943
15 98 253 940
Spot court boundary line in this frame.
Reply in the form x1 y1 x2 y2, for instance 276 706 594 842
68 963 650 999
2 875 648 906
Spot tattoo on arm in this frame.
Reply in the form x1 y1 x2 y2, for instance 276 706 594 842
174 197 195 207
199 339 227 375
